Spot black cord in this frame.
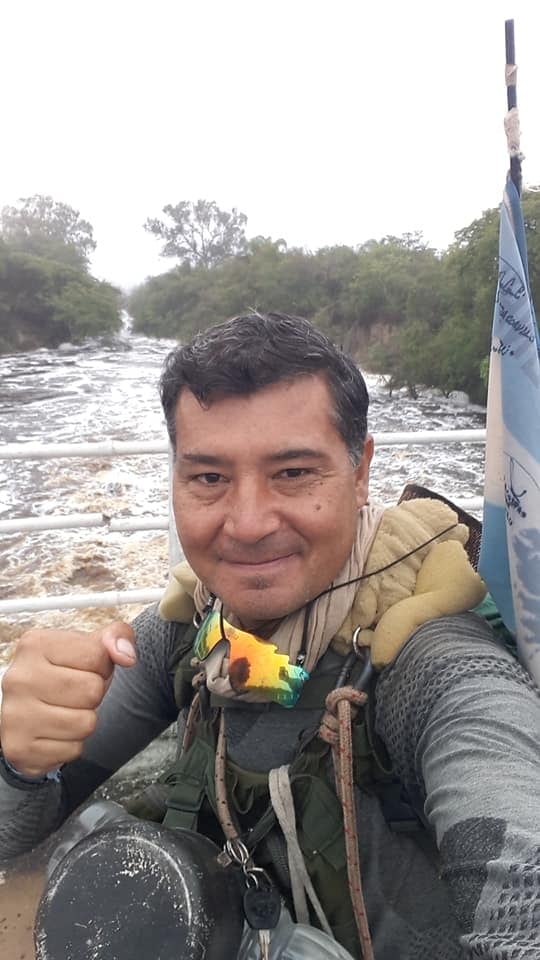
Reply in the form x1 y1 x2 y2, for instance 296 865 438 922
311 523 459 602
296 599 314 665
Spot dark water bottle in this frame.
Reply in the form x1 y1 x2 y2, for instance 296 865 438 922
35 804 244 960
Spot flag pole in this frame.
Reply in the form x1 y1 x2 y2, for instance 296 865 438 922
505 19 522 195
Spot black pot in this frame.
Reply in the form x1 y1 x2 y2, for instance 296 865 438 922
34 820 244 960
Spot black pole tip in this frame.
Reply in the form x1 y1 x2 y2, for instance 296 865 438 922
505 20 515 65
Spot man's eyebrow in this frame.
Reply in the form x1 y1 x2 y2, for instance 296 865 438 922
177 452 226 466
176 448 326 466
268 448 326 462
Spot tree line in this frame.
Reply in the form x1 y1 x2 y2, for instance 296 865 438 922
0 195 121 352
3 193 540 404
128 194 540 403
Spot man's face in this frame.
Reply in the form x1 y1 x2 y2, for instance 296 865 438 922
172 374 373 628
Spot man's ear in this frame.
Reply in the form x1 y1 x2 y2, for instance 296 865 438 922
354 434 374 507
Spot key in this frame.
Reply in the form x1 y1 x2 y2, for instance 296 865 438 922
241 863 280 959
257 929 270 960
244 886 280 960
243 885 282 931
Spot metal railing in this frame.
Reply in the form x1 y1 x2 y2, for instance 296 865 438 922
0 429 486 616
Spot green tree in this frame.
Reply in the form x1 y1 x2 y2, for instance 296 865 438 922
520 188 540 307
1 195 96 268
52 276 121 341
0 243 121 353
369 318 438 398
128 264 215 339
368 197 540 403
145 199 248 268
432 313 488 401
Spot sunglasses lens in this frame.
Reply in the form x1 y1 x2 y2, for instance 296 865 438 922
193 611 222 660
193 612 309 707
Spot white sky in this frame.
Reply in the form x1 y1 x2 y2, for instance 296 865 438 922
2 1 539 290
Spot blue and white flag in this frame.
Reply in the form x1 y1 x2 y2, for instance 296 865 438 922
479 175 540 687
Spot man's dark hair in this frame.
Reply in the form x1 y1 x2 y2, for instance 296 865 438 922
160 312 369 464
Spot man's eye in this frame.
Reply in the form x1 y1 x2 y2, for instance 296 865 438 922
278 468 310 479
196 473 223 485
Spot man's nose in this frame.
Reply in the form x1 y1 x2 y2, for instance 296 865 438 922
222 478 281 542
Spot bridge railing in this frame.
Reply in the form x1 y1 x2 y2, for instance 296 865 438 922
0 430 486 615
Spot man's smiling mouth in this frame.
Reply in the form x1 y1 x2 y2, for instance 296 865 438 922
222 553 297 567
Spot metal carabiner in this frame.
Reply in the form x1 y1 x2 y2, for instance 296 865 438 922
224 836 251 868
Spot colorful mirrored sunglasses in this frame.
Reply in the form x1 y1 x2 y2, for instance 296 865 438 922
193 610 309 708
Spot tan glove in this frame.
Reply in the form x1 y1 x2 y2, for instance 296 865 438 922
355 539 486 669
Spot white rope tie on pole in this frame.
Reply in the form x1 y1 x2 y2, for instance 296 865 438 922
505 63 518 87
504 106 523 160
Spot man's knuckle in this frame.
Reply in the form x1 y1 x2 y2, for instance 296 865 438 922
64 742 84 764
16 632 35 656
80 639 106 672
79 710 97 738
85 674 106 707
1 667 17 694
0 698 27 737
4 742 26 770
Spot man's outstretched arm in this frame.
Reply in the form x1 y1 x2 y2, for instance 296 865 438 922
376 612 540 960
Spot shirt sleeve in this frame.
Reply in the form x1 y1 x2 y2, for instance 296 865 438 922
0 605 186 862
375 612 540 959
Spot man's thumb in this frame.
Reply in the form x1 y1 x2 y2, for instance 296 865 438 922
100 622 137 666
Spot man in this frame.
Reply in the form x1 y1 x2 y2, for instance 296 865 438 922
1 313 539 959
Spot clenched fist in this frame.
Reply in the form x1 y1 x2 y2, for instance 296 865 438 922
0 622 136 778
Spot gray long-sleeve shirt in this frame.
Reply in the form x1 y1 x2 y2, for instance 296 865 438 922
1 609 539 959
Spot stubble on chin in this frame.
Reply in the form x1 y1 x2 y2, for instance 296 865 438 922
250 575 272 591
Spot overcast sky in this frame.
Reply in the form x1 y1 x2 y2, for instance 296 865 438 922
2 1 539 290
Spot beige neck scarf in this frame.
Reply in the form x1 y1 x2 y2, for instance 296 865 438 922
194 502 385 702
